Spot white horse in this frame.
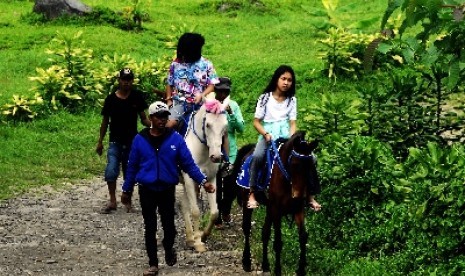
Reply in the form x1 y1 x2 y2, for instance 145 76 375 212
179 98 229 252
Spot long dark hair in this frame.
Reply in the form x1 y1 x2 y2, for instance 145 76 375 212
263 65 296 97
259 65 296 107
176 33 205 63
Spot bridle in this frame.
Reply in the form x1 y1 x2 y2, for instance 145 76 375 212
270 138 315 182
188 108 226 147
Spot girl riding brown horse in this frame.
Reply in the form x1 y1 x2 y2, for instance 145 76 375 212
234 131 321 276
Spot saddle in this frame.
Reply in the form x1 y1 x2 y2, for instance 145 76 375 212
175 102 200 137
236 138 287 190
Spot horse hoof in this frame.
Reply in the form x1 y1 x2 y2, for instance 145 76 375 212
194 243 207 253
186 240 195 248
201 233 208 243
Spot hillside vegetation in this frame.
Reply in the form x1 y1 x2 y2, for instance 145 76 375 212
2 0 465 275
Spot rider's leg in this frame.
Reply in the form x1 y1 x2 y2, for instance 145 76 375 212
307 155 322 211
247 139 267 208
166 102 184 129
222 133 230 163
166 119 178 129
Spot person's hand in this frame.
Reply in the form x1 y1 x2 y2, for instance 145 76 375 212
121 192 132 206
203 182 215 193
166 99 173 108
264 133 272 142
226 105 232 114
194 93 203 104
96 142 104 156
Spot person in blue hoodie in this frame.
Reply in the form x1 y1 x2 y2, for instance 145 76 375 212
121 101 215 276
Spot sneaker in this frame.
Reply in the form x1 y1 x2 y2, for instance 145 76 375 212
165 248 177 266
100 204 116 214
222 214 232 224
143 266 159 275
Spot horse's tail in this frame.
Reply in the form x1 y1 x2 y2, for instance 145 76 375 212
234 143 255 206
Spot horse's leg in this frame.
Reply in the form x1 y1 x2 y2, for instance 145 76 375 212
241 189 253 272
201 186 219 242
261 205 272 272
184 178 205 252
295 210 308 276
178 183 195 248
272 211 283 276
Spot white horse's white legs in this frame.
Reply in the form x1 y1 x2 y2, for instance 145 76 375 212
182 174 207 252
179 184 195 248
201 183 219 240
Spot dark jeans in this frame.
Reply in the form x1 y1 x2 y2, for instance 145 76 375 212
139 185 177 267
215 171 236 224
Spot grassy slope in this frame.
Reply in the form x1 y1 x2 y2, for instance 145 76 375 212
0 0 386 200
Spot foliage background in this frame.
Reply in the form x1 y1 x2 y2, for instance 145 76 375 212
2 0 465 275
0 0 386 198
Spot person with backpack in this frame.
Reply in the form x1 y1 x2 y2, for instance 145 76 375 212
165 32 219 130
121 101 215 276
247 65 321 211
213 77 245 228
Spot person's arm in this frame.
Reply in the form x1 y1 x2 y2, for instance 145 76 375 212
228 102 245 134
289 97 297 136
289 120 297 137
253 117 272 142
121 137 141 201
153 88 166 101
139 111 151 127
195 84 215 104
222 133 230 160
165 84 174 107
96 116 109 156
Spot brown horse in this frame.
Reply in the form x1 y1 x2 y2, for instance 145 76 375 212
234 131 320 276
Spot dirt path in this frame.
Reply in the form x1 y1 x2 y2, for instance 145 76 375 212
0 178 261 275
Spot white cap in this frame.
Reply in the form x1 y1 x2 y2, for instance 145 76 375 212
149 101 171 115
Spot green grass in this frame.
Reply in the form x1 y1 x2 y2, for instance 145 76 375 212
0 0 387 203
0 0 417 274
0 111 107 200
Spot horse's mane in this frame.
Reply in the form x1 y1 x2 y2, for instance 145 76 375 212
290 131 306 142
281 131 306 150
204 99 225 114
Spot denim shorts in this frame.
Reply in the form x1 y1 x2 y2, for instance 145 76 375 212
169 100 196 121
104 142 130 182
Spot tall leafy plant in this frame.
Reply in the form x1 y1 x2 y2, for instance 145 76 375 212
379 0 465 116
30 31 100 112
359 69 445 159
393 142 465 273
315 135 409 257
301 91 367 138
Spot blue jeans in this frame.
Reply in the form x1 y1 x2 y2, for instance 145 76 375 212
104 142 130 182
248 138 268 192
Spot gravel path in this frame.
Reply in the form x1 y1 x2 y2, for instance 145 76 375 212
0 178 262 275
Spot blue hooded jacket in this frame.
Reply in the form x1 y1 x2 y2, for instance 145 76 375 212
122 128 206 192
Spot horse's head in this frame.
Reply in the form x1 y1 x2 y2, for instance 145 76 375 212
202 98 229 163
281 131 320 199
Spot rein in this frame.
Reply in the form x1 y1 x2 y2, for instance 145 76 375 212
189 108 226 146
270 138 315 182
190 110 207 145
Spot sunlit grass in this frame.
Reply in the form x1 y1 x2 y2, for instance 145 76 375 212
0 0 388 199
